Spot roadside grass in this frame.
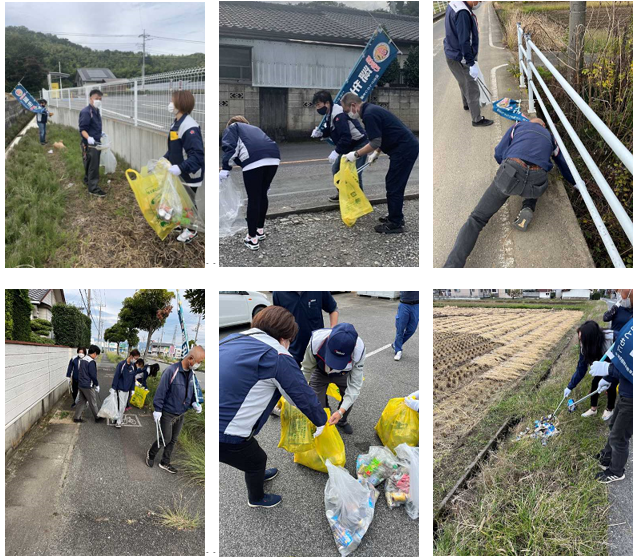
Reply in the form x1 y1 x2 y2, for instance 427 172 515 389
434 299 586 311
156 493 201 531
434 300 610 555
106 352 122 364
5 113 36 147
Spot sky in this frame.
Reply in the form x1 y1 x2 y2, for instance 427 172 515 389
63 289 205 348
4 2 205 55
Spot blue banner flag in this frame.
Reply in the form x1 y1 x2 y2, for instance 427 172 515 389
492 98 529 122
317 26 401 143
11 83 45 114
176 289 189 357
607 317 633 383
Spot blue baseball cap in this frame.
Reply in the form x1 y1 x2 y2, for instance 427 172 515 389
324 323 358 370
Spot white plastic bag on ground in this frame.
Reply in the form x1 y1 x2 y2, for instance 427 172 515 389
97 134 117 173
395 443 419 520
219 174 246 237
97 391 119 421
325 459 379 557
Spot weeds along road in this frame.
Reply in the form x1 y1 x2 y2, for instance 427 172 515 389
218 293 419 557
432 1 593 268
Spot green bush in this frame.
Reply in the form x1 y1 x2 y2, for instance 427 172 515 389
5 291 14 340
52 303 91 347
31 318 52 336
404 46 419 87
6 289 33 342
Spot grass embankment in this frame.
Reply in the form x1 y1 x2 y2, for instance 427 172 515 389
5 123 205 268
5 113 35 147
434 300 610 555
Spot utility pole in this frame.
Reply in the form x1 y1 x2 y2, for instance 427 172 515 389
567 2 587 87
139 29 151 88
58 61 62 90
194 314 201 345
171 324 177 357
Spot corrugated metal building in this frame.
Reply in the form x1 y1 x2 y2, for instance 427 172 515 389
219 1 419 140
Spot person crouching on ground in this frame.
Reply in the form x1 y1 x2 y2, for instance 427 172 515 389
73 345 104 423
220 116 281 251
67 347 85 407
164 90 205 244
301 323 365 435
146 345 204 474
111 349 139 428
219 306 328 508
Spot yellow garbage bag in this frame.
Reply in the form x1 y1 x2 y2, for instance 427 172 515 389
130 385 150 409
278 399 316 453
334 157 373 227
375 398 419 451
294 409 346 473
326 383 341 401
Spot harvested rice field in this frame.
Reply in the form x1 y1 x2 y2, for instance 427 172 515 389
433 306 582 462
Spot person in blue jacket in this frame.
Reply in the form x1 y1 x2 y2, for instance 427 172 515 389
66 347 86 407
73 345 103 423
219 306 329 508
164 90 205 244
444 117 577 267
78 89 106 197
111 349 140 428
220 116 281 250
311 90 369 203
444 1 493 127
392 291 419 361
36 99 53 145
146 345 204 474
603 289 633 340
340 93 419 233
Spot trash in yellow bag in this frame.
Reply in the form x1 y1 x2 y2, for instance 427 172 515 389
278 399 316 453
375 397 419 452
276 396 284 409
326 383 341 401
125 158 200 240
334 157 373 227
130 385 150 409
294 409 346 473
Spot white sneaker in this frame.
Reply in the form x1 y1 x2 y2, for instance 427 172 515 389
256 228 266 241
271 405 281 417
581 408 597 417
602 409 614 421
394 351 402 361
244 235 259 250
176 228 198 243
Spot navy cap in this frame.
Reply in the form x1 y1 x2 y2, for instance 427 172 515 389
324 323 358 370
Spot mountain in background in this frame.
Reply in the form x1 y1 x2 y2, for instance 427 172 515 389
5 26 204 94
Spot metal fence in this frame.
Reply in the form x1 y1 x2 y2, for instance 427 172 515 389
517 24 633 268
42 67 205 140
433 1 448 15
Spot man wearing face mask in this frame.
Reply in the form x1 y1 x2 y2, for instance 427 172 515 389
340 93 419 233
36 99 53 145
146 345 204 474
78 89 106 197
111 349 140 428
301 323 365 435
311 90 368 203
604 289 633 341
66 347 86 407
74 345 103 423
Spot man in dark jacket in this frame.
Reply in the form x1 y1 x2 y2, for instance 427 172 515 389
78 89 106 197
444 118 576 267
73 345 103 423
146 345 204 474
603 289 633 340
36 99 53 145
392 291 419 361
111 349 140 428
66 347 85 407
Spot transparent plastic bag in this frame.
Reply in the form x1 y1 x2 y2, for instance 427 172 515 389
97 392 119 421
100 147 117 173
384 464 409 509
325 459 379 557
355 446 400 486
394 443 419 520
219 174 246 237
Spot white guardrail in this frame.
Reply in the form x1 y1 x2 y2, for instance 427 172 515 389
517 23 633 268
433 1 448 15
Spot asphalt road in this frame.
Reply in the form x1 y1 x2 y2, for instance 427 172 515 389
218 292 419 557
433 2 594 268
218 140 419 214
608 439 633 555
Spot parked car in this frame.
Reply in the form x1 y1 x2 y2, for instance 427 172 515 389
219 291 271 328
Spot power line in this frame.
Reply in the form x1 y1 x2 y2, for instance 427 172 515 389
48 32 139 37
148 35 205 44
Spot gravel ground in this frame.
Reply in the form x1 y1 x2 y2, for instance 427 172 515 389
219 200 419 267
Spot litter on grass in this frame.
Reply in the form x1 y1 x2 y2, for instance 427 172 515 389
515 414 560 446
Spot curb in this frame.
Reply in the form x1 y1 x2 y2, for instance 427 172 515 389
433 11 445 22
266 193 419 219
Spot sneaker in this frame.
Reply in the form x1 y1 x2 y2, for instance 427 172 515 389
394 350 403 361
173 225 183 233
115 423 122 429
248 493 282 508
73 418 84 423
463 105 469 111
159 462 178 474
472 117 494 127
71 403 76 408
581 408 597 417
176 228 198 244
602 409 614 421
271 405 281 417
379 215 405 226
256 229 267 241
374 223 404 234
513 207 534 231
244 236 259 251
595 470 625 484
146 449 154 468
95 417 105 423
328 193 339 203
89 189 107 198
264 468 279 482
337 422 353 435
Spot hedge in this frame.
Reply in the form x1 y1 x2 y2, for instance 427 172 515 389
51 303 91 347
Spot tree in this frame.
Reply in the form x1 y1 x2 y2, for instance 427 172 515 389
509 289 523 299
104 323 128 354
31 318 52 337
127 328 140 350
391 1 419 16
51 303 91 347
118 289 174 359
378 58 401 86
5 289 33 342
184 289 205 317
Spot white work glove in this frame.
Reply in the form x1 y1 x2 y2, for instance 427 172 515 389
328 150 339 164
168 164 181 176
219 170 230 183
109 388 115 395
590 361 610 377
597 378 612 394
153 411 162 423
469 63 480 80
407 390 420 400
314 425 325 438
87 137 95 145
344 151 357 162
404 397 419 412
367 150 380 165
311 127 323 139
95 386 100 394
563 387 571 398
192 402 202 414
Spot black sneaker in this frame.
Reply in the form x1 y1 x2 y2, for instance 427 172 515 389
244 237 259 251
328 193 339 203
73 418 84 423
463 105 469 111
89 189 107 198
159 462 178 474
472 117 494 127
264 468 279 482
256 230 267 241
379 215 405 226
337 422 354 435
248 493 282 508
374 223 404 234
146 449 154 468
595 469 625 484
513 207 534 231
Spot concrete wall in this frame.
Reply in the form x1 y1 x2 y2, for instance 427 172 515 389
5 99 29 131
5 342 74 453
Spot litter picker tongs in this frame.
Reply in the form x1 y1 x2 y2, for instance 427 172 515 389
156 418 166 448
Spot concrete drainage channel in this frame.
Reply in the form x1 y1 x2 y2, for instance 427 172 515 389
433 330 576 541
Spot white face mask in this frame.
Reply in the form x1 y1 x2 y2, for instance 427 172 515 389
192 362 201 370
168 102 175 114
348 108 357 119
93 99 102 109
78 353 85 358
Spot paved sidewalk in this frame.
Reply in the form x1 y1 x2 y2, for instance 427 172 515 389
608 439 633 555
